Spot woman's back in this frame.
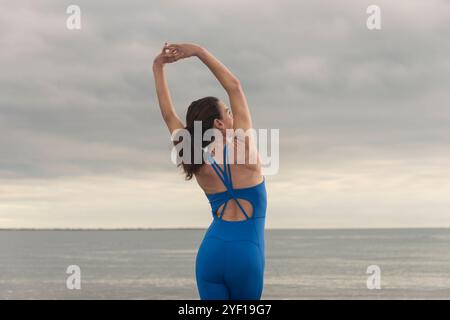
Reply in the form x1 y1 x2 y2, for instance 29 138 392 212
194 138 264 221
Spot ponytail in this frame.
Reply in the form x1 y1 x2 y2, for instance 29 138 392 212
177 96 221 180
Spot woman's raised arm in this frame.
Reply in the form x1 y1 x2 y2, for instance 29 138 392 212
152 43 184 135
166 43 253 131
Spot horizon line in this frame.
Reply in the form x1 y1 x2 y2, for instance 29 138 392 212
0 227 449 231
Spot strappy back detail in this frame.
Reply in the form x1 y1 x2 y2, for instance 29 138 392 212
206 143 250 220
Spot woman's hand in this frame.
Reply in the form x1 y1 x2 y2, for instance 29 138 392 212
153 42 178 66
164 42 202 60
153 42 201 66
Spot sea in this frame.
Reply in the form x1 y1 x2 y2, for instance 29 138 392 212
1 228 449 299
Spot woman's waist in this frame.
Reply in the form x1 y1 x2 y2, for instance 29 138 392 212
203 218 265 243
209 204 267 219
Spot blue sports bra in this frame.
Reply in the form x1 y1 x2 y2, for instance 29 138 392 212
204 143 267 222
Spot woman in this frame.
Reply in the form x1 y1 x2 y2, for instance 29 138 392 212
152 42 267 300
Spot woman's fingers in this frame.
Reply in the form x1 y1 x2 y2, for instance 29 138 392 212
165 52 180 61
167 46 179 54
157 42 184 64
164 52 182 63
166 44 180 52
169 53 182 61
166 49 183 58
162 42 177 54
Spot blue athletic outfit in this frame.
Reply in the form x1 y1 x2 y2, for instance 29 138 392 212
195 142 267 300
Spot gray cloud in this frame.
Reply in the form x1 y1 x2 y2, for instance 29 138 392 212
1 0 449 227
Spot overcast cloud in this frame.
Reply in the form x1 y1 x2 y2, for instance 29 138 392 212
1 0 449 228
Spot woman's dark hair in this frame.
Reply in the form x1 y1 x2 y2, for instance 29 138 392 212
176 96 222 180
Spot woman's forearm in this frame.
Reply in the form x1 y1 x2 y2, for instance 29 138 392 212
152 62 183 133
195 46 240 92
153 63 175 118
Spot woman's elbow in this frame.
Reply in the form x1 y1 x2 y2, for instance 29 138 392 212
227 78 242 92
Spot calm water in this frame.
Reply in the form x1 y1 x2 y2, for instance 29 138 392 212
0 229 449 299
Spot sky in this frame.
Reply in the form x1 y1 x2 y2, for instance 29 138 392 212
1 0 449 229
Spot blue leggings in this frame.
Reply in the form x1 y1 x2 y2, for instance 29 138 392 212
195 235 264 300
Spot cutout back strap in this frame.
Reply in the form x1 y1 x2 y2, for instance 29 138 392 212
207 144 249 220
